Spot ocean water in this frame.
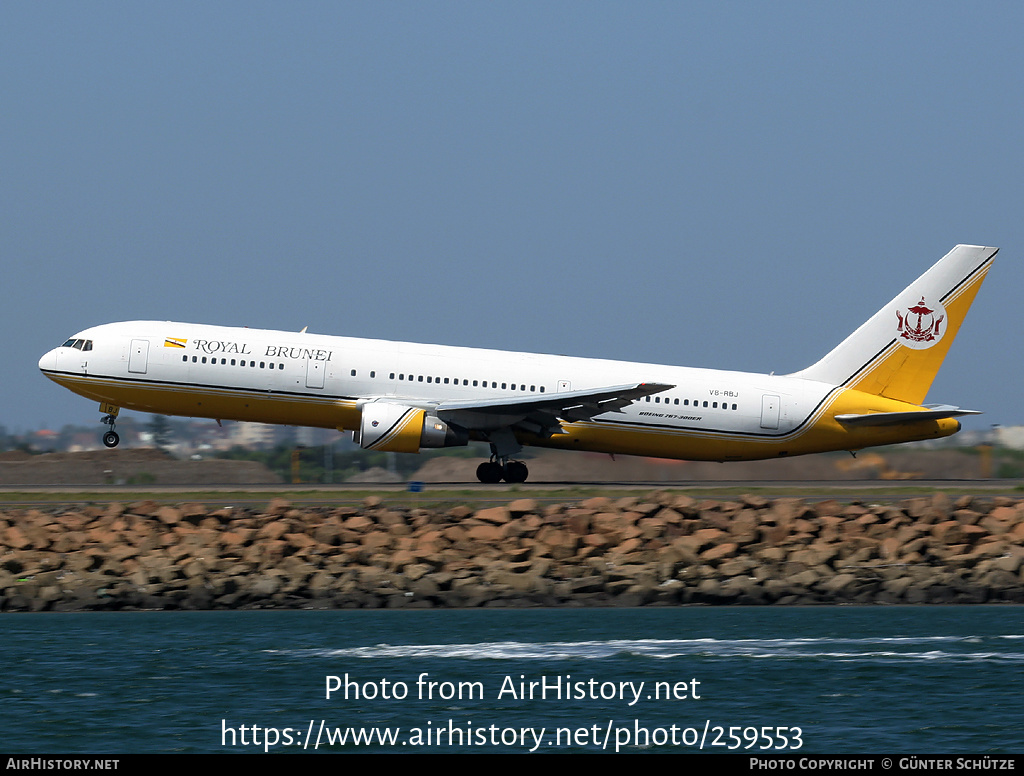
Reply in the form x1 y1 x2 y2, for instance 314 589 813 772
0 606 1020 754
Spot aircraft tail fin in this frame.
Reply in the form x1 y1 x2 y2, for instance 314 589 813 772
789 244 997 405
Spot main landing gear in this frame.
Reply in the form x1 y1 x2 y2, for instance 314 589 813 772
100 412 120 448
475 429 528 483
475 458 529 483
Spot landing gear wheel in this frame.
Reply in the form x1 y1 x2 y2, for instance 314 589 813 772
476 461 503 484
503 460 529 483
100 412 119 448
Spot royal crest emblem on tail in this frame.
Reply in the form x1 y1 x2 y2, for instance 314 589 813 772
896 296 946 349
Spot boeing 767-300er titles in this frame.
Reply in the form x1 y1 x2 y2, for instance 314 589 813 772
39 245 996 483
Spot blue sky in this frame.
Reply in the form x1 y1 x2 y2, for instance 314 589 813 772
3 2 1022 434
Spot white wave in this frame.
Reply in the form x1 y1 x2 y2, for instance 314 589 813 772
266 634 1024 663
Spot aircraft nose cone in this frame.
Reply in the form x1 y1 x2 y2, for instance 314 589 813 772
39 349 57 373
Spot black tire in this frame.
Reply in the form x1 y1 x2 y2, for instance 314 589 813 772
476 461 503 483
102 431 119 448
503 461 528 483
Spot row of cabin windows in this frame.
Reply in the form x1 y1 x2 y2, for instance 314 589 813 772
343 369 729 409
179 355 546 394
183 355 285 370
342 370 541 391
175 354 732 409
644 395 738 410
298 366 542 391
387 373 545 392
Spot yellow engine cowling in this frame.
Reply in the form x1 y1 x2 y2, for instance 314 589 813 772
354 402 468 453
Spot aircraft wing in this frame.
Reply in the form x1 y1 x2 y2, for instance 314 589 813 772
434 382 674 436
834 405 981 428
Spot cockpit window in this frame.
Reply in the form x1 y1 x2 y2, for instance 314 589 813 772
61 338 93 351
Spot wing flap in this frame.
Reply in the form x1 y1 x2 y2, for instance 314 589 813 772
435 382 673 435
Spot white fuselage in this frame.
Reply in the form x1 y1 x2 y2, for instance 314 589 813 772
38 320 958 462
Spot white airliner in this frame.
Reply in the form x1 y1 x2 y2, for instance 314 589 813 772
39 244 996 483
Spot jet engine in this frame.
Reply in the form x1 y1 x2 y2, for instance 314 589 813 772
354 401 468 453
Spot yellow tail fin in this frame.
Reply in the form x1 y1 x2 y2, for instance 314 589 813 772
791 245 997 404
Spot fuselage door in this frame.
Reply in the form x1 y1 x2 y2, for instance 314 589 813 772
128 339 149 374
306 359 325 389
760 394 780 429
557 380 571 392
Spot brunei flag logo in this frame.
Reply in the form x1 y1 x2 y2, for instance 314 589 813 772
164 337 187 349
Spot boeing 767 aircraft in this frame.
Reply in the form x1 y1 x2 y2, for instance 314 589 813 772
39 244 996 482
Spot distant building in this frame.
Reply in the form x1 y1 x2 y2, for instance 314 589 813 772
229 422 276 449
30 428 58 451
994 425 1024 450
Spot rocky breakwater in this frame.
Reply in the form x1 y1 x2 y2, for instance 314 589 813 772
1 493 1023 611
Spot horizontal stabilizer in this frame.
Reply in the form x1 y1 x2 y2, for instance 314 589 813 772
834 405 981 428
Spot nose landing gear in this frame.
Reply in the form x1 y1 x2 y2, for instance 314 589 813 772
99 403 120 448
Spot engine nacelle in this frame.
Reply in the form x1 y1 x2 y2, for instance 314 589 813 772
354 402 468 453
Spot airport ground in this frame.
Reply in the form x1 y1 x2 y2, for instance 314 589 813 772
3 443 1024 491
0 443 1020 519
